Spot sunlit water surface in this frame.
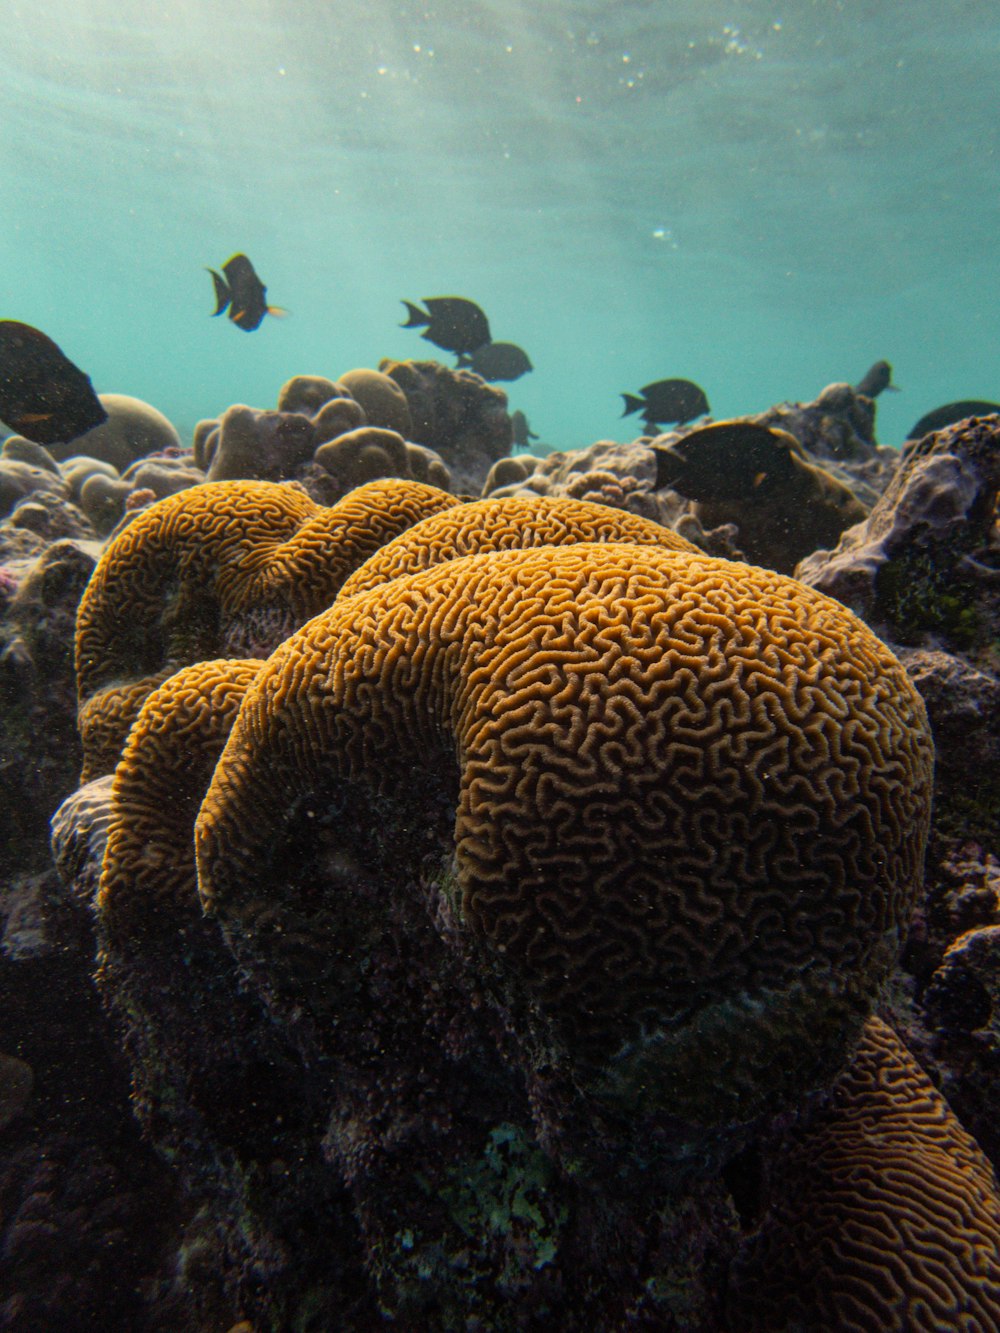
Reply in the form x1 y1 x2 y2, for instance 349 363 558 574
2 0 998 450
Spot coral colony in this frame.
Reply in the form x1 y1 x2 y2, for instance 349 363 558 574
0 360 998 1328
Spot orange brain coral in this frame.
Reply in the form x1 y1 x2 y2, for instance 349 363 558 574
729 1015 1000 1330
98 658 264 944
74 477 460 778
338 494 698 599
195 543 934 1125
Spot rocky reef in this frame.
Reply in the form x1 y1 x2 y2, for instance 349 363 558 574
1 374 999 1331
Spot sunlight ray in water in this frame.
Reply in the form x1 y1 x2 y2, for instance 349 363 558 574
2 0 997 447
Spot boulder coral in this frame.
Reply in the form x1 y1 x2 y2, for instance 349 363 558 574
314 425 452 494
0 457 69 520
275 374 342 417
197 542 934 1131
74 477 461 778
379 357 513 494
203 404 315 483
77 454 207 537
45 393 182 472
797 413 1000 653
335 367 413 437
276 368 412 437
195 382 452 501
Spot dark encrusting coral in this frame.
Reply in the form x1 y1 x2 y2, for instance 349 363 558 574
1 372 998 1329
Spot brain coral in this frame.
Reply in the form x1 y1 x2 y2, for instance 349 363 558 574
728 1015 1000 1330
75 477 460 778
338 493 698 599
84 654 362 1296
98 658 264 942
196 542 933 1128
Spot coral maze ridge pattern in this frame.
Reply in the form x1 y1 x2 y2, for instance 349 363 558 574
197 542 933 1122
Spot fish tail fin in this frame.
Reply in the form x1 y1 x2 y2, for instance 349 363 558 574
455 353 471 367
651 446 683 492
400 300 428 328
207 269 231 316
620 393 644 417
266 305 290 318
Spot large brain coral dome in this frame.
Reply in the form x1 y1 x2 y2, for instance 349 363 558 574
196 542 934 1127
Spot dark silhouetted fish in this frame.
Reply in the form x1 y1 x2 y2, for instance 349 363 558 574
906 399 1000 440
621 378 710 431
457 341 533 382
511 410 539 447
651 419 867 574
400 296 491 355
207 253 286 332
854 360 899 398
0 320 107 445
651 421 814 499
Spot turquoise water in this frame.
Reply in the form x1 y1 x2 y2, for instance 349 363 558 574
2 0 997 450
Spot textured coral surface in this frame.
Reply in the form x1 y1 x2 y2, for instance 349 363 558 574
75 477 460 777
338 492 699 598
98 658 264 936
198 542 933 1126
729 1015 1000 1331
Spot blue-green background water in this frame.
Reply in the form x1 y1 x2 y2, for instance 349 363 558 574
2 0 997 451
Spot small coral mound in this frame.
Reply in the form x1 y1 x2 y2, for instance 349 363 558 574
202 404 315 483
379 357 512 494
197 542 933 1128
47 393 182 471
74 477 460 778
196 377 451 500
315 426 451 494
0 455 69 521
335 368 413 437
727 1015 1000 1331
